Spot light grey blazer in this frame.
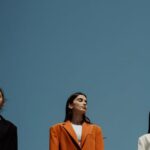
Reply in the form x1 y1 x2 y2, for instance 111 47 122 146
138 134 150 150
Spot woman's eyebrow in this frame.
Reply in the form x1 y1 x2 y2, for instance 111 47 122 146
77 98 87 102
77 98 84 101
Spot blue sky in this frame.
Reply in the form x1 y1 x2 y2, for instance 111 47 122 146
0 0 150 150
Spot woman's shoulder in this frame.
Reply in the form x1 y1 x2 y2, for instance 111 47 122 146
0 115 17 130
50 122 65 129
89 123 103 131
139 134 150 140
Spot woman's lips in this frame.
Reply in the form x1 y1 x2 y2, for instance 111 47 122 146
81 106 87 110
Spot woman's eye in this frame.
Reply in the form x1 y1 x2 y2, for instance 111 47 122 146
78 98 82 102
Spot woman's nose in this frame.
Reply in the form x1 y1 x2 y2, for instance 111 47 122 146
83 101 87 105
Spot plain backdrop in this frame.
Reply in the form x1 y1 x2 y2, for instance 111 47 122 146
0 0 150 150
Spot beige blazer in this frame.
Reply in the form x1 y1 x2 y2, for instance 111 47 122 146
49 120 104 150
138 134 150 150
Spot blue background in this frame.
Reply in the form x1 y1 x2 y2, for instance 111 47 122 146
0 0 150 150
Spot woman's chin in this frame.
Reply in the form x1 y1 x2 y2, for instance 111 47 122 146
80 109 86 114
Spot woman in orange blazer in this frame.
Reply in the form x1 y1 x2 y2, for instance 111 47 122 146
50 92 104 150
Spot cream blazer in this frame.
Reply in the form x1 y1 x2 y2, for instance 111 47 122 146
138 134 150 150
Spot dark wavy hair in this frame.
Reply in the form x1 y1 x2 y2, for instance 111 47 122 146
64 92 91 124
0 88 5 109
148 112 150 133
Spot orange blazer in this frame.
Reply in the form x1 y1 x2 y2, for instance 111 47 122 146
50 121 104 150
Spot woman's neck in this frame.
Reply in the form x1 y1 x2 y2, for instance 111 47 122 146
71 114 83 125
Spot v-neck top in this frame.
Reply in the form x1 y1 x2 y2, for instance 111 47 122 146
71 123 82 141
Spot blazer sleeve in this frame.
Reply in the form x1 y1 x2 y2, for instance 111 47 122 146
95 126 104 150
11 126 18 150
50 127 59 150
138 137 144 150
6 125 18 150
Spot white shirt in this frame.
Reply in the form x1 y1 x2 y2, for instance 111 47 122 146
71 124 82 142
138 134 150 150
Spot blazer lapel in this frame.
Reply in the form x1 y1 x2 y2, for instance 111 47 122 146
81 122 93 146
62 121 93 148
63 121 79 146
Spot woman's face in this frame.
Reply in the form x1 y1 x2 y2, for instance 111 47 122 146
0 92 4 108
69 95 87 114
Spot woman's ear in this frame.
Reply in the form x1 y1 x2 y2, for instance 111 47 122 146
0 99 5 109
68 103 73 109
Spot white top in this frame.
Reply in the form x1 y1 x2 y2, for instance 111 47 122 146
71 124 82 142
138 134 150 150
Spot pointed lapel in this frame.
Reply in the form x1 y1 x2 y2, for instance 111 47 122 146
81 122 93 146
62 121 79 145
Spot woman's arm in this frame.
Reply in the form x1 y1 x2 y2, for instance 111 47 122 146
50 126 59 150
95 126 104 150
6 125 18 150
138 137 144 150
